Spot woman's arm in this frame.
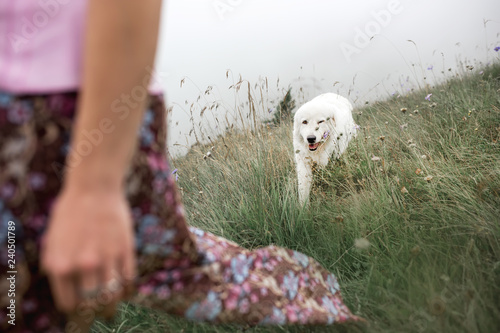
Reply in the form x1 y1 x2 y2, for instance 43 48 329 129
41 0 163 324
68 0 162 190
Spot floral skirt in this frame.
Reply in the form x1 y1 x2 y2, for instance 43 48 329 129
0 91 361 332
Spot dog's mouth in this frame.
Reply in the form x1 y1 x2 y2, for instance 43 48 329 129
308 142 320 151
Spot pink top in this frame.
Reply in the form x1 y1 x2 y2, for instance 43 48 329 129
0 1 162 94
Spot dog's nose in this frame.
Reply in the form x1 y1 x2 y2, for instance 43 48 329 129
307 135 316 143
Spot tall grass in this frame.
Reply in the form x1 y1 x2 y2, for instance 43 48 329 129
94 63 500 332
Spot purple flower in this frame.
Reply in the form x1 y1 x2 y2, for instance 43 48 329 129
293 251 309 268
427 65 433 70
425 93 432 101
140 127 154 147
494 46 500 52
326 274 340 294
261 306 287 325
282 271 299 300
322 131 330 139
0 184 15 199
7 102 32 124
28 172 47 190
321 296 339 316
156 286 171 299
143 109 155 125
172 168 179 181
231 253 253 284
0 92 13 107
185 291 222 322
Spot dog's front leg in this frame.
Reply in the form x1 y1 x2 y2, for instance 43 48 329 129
296 157 313 205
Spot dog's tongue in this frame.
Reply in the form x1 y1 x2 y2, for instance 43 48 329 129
309 143 319 150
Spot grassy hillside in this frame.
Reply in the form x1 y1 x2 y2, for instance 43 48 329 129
95 63 500 332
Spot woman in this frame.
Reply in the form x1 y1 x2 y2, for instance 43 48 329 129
0 1 361 331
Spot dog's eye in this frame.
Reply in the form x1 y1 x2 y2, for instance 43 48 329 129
318 120 325 124
302 120 308 125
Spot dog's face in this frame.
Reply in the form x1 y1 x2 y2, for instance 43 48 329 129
294 108 334 152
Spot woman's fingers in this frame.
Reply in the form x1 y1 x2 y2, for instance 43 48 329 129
98 263 122 319
79 260 101 302
45 266 78 313
121 242 137 300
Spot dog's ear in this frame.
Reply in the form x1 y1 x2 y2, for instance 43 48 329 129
293 117 301 139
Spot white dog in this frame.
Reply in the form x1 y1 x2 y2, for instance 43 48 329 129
293 93 358 204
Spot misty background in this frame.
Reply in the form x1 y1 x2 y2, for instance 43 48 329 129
153 0 500 157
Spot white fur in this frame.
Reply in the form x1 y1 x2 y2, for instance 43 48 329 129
293 93 357 204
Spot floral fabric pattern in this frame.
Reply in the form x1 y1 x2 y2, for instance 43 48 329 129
0 91 361 332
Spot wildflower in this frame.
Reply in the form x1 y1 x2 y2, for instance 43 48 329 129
411 245 421 255
413 109 419 114
400 107 407 113
172 168 179 181
425 93 432 101
415 168 422 175
421 155 427 159
495 46 500 52
354 238 370 250
400 123 408 131
430 102 437 108
424 175 433 182
378 136 385 141
479 71 484 75
428 296 446 316
401 186 409 194
440 274 450 282
322 131 330 140
427 65 433 70
353 124 361 131
371 155 381 162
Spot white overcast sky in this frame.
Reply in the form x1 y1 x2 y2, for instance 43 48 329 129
154 0 500 156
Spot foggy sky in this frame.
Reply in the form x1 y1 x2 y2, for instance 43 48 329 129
154 0 500 156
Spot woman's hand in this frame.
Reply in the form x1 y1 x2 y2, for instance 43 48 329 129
41 185 136 318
